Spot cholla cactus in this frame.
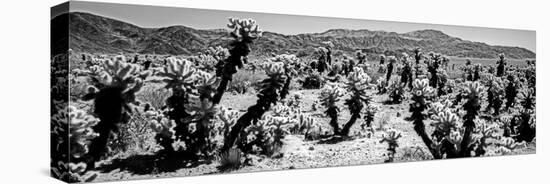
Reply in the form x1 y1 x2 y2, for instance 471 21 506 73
285 92 303 109
376 78 387 94
472 119 500 156
213 18 262 105
436 69 449 96
238 115 295 156
217 107 240 138
207 46 230 62
430 109 460 137
486 75 505 115
227 18 263 42
340 67 372 136
198 46 229 73
459 81 483 156
380 128 403 162
414 48 422 65
146 108 176 152
387 77 406 104
298 114 318 139
496 53 507 77
504 76 519 110
223 55 292 151
520 88 535 110
363 104 378 128
386 56 397 82
269 54 301 99
52 162 98 183
493 137 526 155
82 55 150 163
409 79 439 158
319 82 344 134
51 106 99 182
154 57 197 155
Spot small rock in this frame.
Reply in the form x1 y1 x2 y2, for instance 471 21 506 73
308 146 314 151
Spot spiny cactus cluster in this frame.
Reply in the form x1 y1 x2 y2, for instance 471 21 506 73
409 79 439 158
504 75 519 110
380 128 403 162
192 46 230 72
339 67 372 136
319 82 344 135
213 18 262 104
51 106 99 182
485 75 505 115
82 55 150 164
387 77 406 104
222 54 294 152
496 53 507 77
238 115 295 156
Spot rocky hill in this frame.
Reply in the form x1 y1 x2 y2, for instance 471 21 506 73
64 12 535 59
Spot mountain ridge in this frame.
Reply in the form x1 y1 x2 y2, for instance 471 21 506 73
65 12 535 59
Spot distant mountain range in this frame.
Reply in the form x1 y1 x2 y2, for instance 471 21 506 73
63 12 535 59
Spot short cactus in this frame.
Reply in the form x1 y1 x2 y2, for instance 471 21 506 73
380 128 403 162
319 82 344 134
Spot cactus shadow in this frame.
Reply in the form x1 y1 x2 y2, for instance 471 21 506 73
316 135 352 144
96 154 207 175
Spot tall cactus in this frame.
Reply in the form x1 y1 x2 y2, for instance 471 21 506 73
496 53 507 77
213 18 262 104
222 56 290 151
459 81 483 157
414 48 422 65
154 57 196 154
409 79 439 158
504 75 518 110
82 55 150 164
340 67 371 136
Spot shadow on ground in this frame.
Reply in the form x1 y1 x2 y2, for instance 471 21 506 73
96 154 208 175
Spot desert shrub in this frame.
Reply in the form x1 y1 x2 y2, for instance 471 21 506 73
137 85 171 110
228 70 258 94
108 104 158 155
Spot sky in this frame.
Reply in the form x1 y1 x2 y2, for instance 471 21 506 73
65 1 536 52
